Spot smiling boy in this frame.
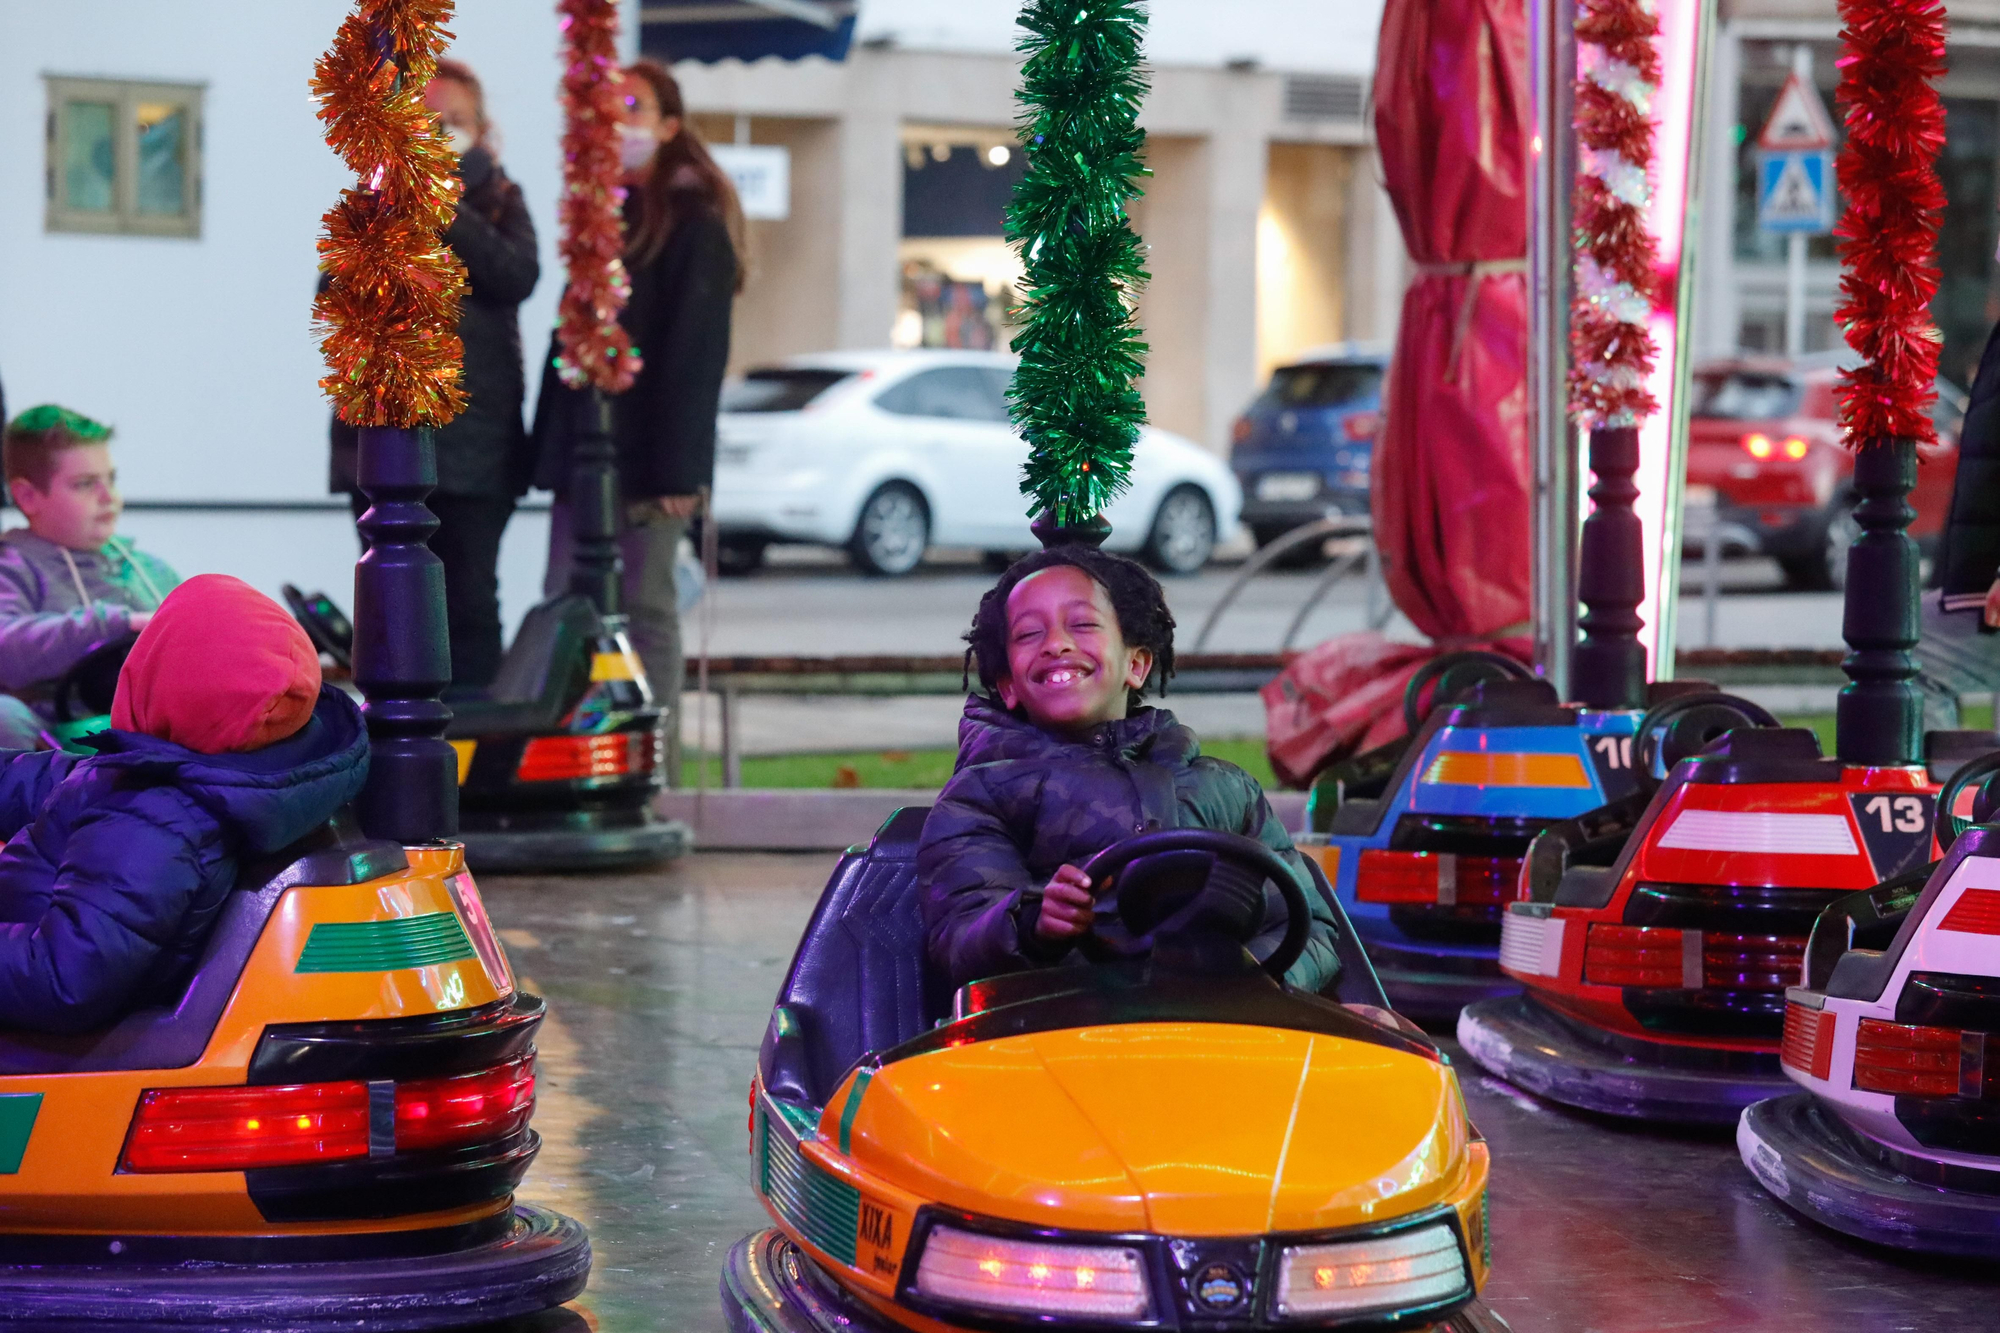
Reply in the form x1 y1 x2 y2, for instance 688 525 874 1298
0 407 179 742
918 546 1341 993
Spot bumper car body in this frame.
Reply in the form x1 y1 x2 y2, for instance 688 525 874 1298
0 816 588 1328
1739 751 2000 1253
725 809 1505 1332
1305 663 1731 1026
289 588 686 872
1461 727 1993 1123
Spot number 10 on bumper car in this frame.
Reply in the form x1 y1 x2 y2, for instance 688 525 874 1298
722 816 1508 1333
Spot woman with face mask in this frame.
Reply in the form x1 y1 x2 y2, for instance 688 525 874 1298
324 59 541 693
530 59 744 785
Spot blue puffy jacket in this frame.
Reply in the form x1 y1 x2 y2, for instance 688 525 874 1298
0 686 369 1034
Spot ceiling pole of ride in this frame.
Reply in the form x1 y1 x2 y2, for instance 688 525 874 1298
1528 0 1580 699
312 0 468 845
555 0 644 616
1831 0 1944 767
1006 0 1150 552
1565 0 1661 711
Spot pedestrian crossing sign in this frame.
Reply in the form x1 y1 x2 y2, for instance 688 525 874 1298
1758 150 1834 234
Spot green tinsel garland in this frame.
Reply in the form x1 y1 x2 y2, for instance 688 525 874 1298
1005 0 1152 528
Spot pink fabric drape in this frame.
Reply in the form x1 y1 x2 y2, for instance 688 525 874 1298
1262 0 1534 786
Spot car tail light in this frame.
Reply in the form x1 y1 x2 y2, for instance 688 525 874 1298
1273 1223 1469 1318
914 1224 1149 1320
1939 889 2000 936
1702 933 1807 990
516 731 655 783
1230 416 1253 446
122 1058 536 1173
1853 1018 1964 1097
1743 432 1775 459
396 1055 536 1152
123 1082 370 1172
1341 410 1381 442
1584 925 1807 990
1355 850 1521 906
1782 436 1809 459
1780 1003 1836 1079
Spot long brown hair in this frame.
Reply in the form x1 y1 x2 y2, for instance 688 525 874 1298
622 59 745 290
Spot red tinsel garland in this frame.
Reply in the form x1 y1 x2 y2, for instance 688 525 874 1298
1568 0 1662 427
1834 0 1946 448
311 0 468 427
554 0 641 393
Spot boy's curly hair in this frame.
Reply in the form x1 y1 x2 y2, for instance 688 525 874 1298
963 547 1177 711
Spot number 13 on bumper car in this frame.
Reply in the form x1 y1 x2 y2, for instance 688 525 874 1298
722 815 1508 1333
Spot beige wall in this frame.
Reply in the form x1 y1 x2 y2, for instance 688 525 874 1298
1129 136 1213 446
1257 142 1354 379
691 114 844 376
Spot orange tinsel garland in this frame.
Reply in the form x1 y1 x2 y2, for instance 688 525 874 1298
311 0 468 427
554 0 641 393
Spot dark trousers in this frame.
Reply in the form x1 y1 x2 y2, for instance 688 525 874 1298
349 492 515 690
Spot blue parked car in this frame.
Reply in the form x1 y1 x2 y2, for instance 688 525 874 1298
1229 344 1388 548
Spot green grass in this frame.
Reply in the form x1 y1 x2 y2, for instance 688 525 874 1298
687 705 1993 791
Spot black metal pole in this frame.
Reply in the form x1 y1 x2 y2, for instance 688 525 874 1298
1569 424 1648 709
568 388 623 616
1836 438 1922 765
352 425 458 842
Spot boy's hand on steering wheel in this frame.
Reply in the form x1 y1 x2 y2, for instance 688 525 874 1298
1035 864 1095 941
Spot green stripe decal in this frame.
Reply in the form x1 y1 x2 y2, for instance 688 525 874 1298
0 1094 41 1174
761 1101 859 1265
295 913 477 974
837 1068 872 1155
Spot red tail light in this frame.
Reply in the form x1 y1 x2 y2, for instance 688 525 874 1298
1230 416 1253 446
1940 889 2000 936
1584 924 1686 987
1743 432 1775 459
1782 436 1809 460
517 731 655 783
1354 849 1520 906
1780 1003 1836 1080
122 1057 536 1173
1853 1018 1962 1097
396 1055 536 1152
124 1082 370 1172
1341 410 1381 442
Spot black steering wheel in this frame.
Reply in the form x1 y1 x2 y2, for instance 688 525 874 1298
1402 650 1535 735
282 585 354 672
1938 750 2000 852
1634 691 1779 786
51 633 139 724
1078 829 1314 980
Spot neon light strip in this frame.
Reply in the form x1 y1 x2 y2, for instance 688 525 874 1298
1635 0 1706 669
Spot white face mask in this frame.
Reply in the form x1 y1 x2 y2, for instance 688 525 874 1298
619 124 659 172
446 125 477 156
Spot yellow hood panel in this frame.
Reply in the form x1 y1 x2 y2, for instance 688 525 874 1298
839 1022 1466 1237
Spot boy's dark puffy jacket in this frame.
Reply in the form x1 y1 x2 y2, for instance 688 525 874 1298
0 686 368 1034
919 697 1342 994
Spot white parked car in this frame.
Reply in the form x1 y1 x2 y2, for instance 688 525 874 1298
709 350 1243 576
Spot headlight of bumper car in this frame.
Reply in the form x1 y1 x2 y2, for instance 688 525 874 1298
1273 1222 1470 1321
912 1223 1151 1322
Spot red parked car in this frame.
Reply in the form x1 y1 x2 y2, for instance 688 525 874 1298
1685 354 1966 590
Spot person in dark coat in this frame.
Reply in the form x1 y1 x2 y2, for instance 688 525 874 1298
532 58 742 784
918 548 1343 995
0 574 368 1035
330 59 540 691
1917 321 2000 724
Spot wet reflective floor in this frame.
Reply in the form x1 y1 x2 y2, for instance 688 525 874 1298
484 854 2000 1333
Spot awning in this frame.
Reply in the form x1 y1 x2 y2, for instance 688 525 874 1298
640 1 856 64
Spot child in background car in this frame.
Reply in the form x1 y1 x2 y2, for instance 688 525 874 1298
0 574 368 1034
918 546 1342 993
0 406 180 747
